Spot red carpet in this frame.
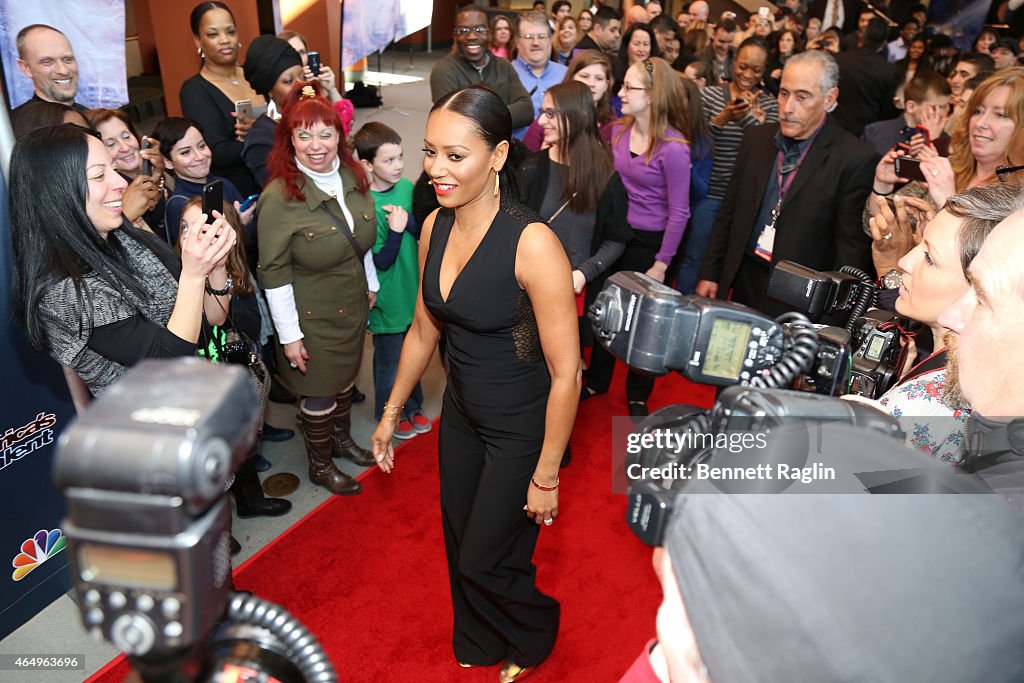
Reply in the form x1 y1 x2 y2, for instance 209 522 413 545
89 369 714 682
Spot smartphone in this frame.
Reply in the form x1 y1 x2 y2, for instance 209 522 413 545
202 179 224 224
239 193 259 212
758 6 770 18
894 156 927 182
234 99 254 120
140 138 153 177
897 126 930 146
307 51 321 77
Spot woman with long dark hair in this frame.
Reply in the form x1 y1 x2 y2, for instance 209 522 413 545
371 84 580 682
894 34 932 109
180 1 261 197
613 23 661 91
258 83 379 496
521 49 614 152
517 81 631 317
584 57 692 417
11 124 289 548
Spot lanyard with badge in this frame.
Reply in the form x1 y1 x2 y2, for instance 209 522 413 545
754 144 814 262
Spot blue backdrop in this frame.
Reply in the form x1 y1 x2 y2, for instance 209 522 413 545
0 164 77 640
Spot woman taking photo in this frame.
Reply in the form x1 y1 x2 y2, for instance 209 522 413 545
860 185 1015 462
552 15 579 65
869 68 1024 230
87 108 166 238
259 83 379 496
277 29 344 103
371 84 579 682
11 124 235 395
181 1 262 198
522 50 613 152
584 58 692 417
241 34 305 187
490 14 515 60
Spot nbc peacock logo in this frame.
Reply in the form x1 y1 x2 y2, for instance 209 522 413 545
12 529 67 581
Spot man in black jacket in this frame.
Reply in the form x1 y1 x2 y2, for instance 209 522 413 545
696 50 877 316
939 185 1024 507
573 5 622 57
832 18 899 136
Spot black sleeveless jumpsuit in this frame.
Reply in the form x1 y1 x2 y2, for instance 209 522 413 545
422 204 560 667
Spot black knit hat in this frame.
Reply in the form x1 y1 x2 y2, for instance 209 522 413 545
243 35 302 98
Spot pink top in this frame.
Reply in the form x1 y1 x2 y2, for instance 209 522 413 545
490 46 510 60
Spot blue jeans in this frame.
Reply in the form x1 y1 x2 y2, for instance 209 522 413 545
373 331 423 421
674 196 721 295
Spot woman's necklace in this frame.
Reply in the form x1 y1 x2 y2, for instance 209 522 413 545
203 65 241 86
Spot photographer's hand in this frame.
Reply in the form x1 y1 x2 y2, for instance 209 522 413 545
696 280 718 298
868 195 914 278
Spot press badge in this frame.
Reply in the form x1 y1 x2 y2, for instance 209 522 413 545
754 225 776 261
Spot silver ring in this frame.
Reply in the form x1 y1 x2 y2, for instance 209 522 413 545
289 362 298 369
543 518 553 526
882 232 893 241
931 169 939 177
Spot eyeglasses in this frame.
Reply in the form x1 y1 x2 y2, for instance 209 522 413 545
996 164 1024 183
621 83 649 92
453 26 489 36
538 107 562 118
522 32 550 41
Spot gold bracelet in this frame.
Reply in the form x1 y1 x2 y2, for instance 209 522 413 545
382 402 404 422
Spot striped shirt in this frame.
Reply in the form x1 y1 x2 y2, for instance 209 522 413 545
701 84 779 199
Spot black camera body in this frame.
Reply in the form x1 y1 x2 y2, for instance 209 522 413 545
54 359 258 659
848 310 908 398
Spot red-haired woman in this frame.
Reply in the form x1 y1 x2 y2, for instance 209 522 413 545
258 82 379 496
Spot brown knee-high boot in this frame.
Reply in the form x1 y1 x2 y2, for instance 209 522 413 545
332 387 376 467
298 403 362 496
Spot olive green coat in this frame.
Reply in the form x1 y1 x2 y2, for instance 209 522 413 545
257 167 376 397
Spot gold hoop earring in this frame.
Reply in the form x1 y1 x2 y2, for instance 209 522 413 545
493 172 500 197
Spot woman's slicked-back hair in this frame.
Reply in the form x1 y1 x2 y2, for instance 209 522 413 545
547 80 613 213
151 116 203 160
267 81 368 200
430 84 518 198
944 183 1024 275
190 1 233 35
10 125 177 352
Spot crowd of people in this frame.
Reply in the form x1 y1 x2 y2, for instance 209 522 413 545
7 1 1024 681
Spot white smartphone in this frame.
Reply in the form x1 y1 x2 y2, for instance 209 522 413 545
234 99 254 120
758 7 770 18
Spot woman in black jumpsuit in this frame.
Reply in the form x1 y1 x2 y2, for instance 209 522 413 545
371 85 581 682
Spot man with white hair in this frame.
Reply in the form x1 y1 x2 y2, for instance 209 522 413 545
939 184 1024 499
697 50 877 316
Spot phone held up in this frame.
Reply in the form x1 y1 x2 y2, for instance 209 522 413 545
894 156 927 183
307 51 321 77
239 193 259 213
234 99 254 120
202 179 224 225
140 138 153 177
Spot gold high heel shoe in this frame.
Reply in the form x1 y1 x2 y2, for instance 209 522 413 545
498 660 533 682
